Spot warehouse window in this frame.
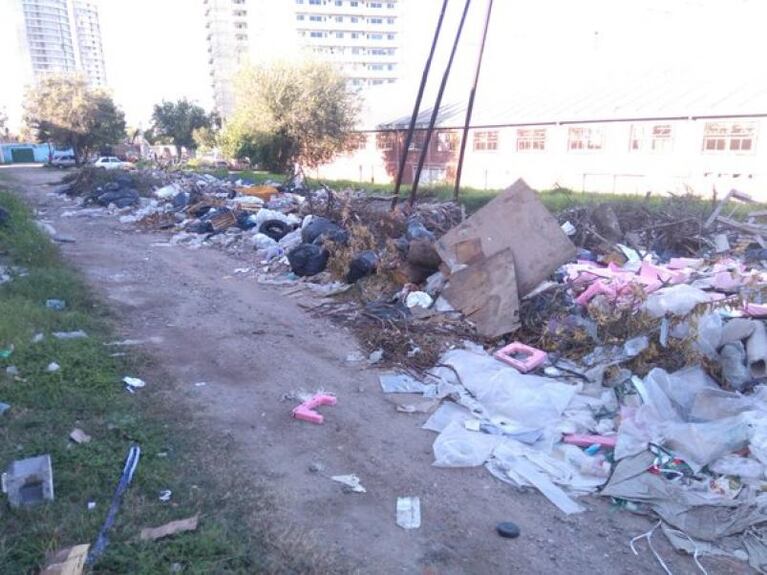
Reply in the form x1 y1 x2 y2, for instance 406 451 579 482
473 131 498 151
516 128 546 151
630 124 673 152
436 131 457 152
568 127 603 151
376 132 394 151
703 121 756 152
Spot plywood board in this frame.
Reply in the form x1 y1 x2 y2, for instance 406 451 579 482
442 248 520 338
437 179 576 297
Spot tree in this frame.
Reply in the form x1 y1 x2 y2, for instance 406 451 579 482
0 109 8 141
150 99 211 158
23 74 126 164
221 60 362 173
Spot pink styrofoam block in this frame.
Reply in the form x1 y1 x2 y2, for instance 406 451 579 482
494 342 547 373
667 257 704 270
292 394 337 424
575 279 617 306
562 434 617 448
640 262 688 285
745 303 767 318
712 271 743 292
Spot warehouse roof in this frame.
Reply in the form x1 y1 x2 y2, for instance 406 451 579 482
368 72 767 131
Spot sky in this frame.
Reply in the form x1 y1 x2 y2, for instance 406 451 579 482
3 0 766 129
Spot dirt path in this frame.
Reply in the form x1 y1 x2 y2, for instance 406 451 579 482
2 166 746 575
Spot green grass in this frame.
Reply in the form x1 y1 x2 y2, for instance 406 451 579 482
233 170 734 215
0 190 267 573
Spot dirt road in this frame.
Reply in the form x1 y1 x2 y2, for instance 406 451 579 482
2 166 745 574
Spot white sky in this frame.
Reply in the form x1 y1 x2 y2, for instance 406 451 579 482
5 0 766 128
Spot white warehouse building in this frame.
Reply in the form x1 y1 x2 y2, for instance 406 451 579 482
318 75 767 199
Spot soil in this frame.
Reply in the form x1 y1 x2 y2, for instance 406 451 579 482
2 166 749 575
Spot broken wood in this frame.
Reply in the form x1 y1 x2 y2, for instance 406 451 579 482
41 544 90 575
140 515 199 541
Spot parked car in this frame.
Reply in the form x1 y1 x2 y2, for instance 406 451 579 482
50 153 76 168
93 156 133 170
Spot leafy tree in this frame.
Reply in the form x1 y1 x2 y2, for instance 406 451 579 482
192 126 218 155
150 99 211 157
221 60 362 173
23 74 126 164
0 109 8 141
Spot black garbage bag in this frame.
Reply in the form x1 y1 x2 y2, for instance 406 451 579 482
259 219 290 241
236 211 256 230
406 218 435 242
95 188 139 208
302 216 348 246
172 192 189 210
186 220 213 234
347 250 378 283
288 243 329 277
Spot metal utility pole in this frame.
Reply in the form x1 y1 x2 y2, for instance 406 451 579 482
409 0 472 206
391 0 450 210
453 0 494 200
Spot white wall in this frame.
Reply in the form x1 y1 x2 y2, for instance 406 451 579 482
319 118 767 200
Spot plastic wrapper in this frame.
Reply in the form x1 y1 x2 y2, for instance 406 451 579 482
432 421 502 467
644 284 711 317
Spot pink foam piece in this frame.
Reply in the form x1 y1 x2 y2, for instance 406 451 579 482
562 434 617 448
575 279 617 306
494 342 547 373
667 257 704 270
745 303 767 318
712 271 742 292
640 262 688 285
292 394 337 424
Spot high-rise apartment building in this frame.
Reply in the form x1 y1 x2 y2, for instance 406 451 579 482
205 0 403 117
6 0 106 85
204 0 250 118
18 0 78 75
68 0 107 86
292 0 401 88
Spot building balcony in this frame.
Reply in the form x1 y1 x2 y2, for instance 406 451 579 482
295 4 400 18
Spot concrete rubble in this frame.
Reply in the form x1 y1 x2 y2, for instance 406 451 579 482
54 166 767 571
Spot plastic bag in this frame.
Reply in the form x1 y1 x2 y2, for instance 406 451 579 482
661 415 752 471
710 454 764 479
433 349 578 427
251 233 277 250
287 244 329 277
347 251 378 283
644 284 711 317
695 312 723 359
432 421 501 467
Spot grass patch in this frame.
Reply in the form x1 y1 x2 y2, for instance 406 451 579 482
233 170 738 216
0 190 269 573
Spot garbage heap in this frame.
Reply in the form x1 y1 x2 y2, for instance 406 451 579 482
60 168 767 570
378 184 767 572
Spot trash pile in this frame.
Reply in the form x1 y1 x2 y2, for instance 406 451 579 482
59 168 767 570
58 166 471 366
377 186 767 571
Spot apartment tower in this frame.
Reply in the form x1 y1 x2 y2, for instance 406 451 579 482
205 0 403 117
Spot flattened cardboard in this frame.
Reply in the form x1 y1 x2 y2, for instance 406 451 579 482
436 178 576 297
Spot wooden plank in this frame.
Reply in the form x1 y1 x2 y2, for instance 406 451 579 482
436 178 576 297
442 248 520 338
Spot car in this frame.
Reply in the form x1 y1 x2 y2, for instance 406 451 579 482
50 153 76 168
93 156 133 170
